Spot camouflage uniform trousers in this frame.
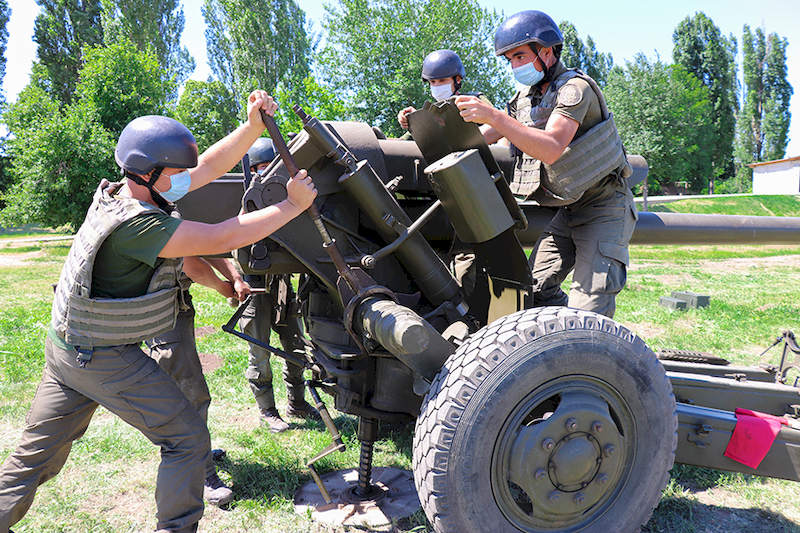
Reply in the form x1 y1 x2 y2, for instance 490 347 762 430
529 178 638 318
146 290 216 479
238 274 306 411
0 336 208 533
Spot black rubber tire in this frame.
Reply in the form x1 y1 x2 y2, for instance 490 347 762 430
413 307 677 533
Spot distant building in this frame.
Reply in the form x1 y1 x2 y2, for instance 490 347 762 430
749 156 800 194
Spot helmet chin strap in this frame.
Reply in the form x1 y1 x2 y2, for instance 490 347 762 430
529 44 556 86
124 167 174 213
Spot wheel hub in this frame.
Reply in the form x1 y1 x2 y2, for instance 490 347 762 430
548 432 601 491
498 386 632 528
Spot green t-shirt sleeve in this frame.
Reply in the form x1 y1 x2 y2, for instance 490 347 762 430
551 78 595 126
110 213 182 268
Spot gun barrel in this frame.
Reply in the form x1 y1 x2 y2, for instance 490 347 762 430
515 207 800 246
356 297 454 381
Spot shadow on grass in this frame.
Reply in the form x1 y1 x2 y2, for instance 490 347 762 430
646 496 800 533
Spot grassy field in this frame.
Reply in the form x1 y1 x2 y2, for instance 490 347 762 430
647 194 800 217
1 231 800 532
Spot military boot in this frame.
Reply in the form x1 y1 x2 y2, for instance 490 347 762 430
204 472 234 507
260 407 290 433
285 382 321 420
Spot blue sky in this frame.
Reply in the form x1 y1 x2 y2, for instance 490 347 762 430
5 0 799 155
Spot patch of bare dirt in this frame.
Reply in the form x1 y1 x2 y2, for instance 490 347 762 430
199 352 224 374
194 325 217 339
700 254 800 274
0 249 43 266
685 486 800 532
621 321 666 341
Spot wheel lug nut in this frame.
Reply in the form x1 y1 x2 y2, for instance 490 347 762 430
597 472 608 484
534 468 546 479
592 421 603 433
603 444 615 457
542 438 555 451
574 492 585 504
565 417 577 431
548 490 560 501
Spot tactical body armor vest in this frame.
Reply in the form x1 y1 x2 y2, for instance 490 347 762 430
508 64 631 205
51 180 183 347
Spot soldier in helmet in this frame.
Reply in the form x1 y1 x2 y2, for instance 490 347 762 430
455 10 637 318
397 49 468 132
0 91 317 533
238 137 320 433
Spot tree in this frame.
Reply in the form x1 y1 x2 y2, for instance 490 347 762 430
203 0 311 107
174 80 239 153
1 41 168 229
1 99 115 230
33 0 103 104
101 0 195 90
732 25 793 191
273 75 349 133
559 20 613 86
604 55 713 194
672 12 737 192
317 0 511 138
0 0 9 96
75 38 172 134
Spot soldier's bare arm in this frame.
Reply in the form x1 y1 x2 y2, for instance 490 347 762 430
158 170 316 258
455 94 579 164
187 91 278 192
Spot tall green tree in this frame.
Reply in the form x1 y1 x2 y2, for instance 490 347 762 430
1 41 168 229
203 0 311 107
33 0 103 104
0 0 9 94
604 55 713 193
673 12 737 192
733 25 793 191
75 38 172 134
174 79 238 153
559 20 613 86
318 0 511 137
101 0 195 89
274 75 348 133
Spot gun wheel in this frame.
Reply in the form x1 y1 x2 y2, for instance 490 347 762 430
413 307 677 533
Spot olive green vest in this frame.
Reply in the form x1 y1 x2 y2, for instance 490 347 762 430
508 63 631 205
51 180 182 347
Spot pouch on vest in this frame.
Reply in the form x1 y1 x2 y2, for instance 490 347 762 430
64 286 180 347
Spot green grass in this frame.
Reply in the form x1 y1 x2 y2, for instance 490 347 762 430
647 194 800 217
0 224 72 239
1 239 800 531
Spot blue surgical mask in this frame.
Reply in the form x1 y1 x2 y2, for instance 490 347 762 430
430 83 454 101
159 170 191 202
513 61 544 87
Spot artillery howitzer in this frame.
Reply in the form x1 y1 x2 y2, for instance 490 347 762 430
178 101 800 532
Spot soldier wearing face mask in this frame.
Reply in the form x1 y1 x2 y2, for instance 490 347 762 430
397 49 491 136
455 10 637 318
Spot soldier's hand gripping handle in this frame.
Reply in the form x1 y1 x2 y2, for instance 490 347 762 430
259 109 353 279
